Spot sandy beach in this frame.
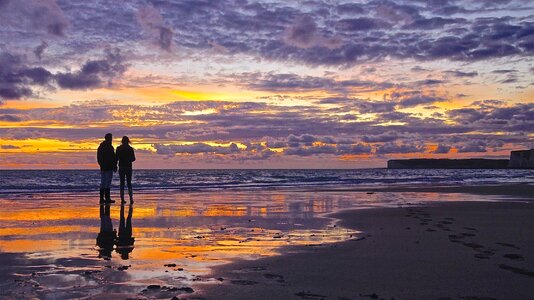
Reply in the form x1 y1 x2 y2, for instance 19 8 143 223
195 186 534 300
0 184 533 299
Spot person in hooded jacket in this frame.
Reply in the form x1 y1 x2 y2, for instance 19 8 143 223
97 133 117 203
116 136 136 203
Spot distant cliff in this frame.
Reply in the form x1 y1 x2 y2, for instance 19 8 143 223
388 149 534 169
509 149 534 168
387 159 509 169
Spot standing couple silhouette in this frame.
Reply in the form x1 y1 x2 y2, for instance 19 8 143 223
97 133 136 204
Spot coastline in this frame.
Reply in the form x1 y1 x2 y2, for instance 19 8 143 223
194 185 534 300
304 183 534 198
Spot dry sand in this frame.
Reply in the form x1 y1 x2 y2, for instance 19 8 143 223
194 186 534 300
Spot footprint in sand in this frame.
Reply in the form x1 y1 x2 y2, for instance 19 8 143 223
459 296 498 300
461 232 477 237
503 253 524 261
496 242 520 250
264 273 286 283
448 234 466 241
498 264 534 278
230 279 259 285
463 227 478 232
461 242 484 250
295 291 327 299
474 249 496 260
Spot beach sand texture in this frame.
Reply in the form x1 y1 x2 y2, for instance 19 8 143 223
198 200 534 299
0 185 532 299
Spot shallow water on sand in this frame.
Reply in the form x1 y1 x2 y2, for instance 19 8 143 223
0 190 491 299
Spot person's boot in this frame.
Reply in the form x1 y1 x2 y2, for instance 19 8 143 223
99 188 105 203
128 187 133 203
105 188 115 203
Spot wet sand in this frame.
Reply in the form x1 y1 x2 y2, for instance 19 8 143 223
196 186 534 300
0 185 533 299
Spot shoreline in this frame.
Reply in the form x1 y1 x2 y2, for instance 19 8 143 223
303 183 534 199
194 186 534 299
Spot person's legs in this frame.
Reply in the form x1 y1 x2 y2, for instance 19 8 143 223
102 171 114 203
119 169 126 203
99 171 109 203
126 169 133 202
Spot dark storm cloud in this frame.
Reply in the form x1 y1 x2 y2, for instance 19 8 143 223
55 48 127 90
0 52 53 100
0 49 127 99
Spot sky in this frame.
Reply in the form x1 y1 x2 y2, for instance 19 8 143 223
0 0 533 169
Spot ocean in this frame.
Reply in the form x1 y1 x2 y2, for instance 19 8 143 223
1 169 533 194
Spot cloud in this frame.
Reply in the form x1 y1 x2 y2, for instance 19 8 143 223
1 144 20 149
336 17 388 31
444 70 478 77
0 114 22 122
403 17 464 30
388 90 446 108
136 6 173 51
0 0 68 36
433 144 451 154
284 15 319 49
55 48 127 90
33 41 49 60
376 143 426 154
362 131 403 143
336 143 372 154
284 145 337 156
0 52 53 100
242 72 393 93
456 140 487 153
154 143 240 155
0 49 128 99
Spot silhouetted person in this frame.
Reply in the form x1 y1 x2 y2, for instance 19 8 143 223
97 133 117 203
96 203 116 260
116 136 136 203
116 203 135 260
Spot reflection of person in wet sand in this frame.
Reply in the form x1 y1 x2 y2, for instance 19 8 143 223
116 203 135 260
96 203 116 260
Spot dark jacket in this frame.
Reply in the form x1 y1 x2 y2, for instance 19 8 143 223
97 141 116 171
116 144 136 170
